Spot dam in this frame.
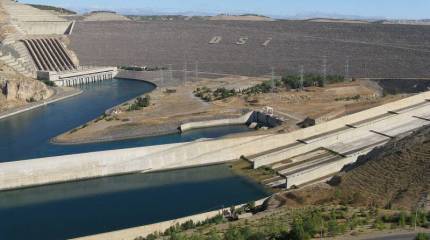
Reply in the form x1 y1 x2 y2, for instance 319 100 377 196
1 1 430 239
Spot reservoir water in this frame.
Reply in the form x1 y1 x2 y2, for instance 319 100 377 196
0 79 268 239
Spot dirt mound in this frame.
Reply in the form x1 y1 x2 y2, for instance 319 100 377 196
333 125 430 209
83 12 130 22
209 15 274 21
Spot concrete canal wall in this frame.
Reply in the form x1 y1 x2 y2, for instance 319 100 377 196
72 198 268 240
180 111 253 132
0 91 429 191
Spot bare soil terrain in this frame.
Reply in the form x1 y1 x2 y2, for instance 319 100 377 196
54 75 397 144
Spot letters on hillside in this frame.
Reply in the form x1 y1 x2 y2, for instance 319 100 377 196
209 36 272 47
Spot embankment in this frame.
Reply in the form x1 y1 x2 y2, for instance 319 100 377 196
0 87 82 120
72 198 267 240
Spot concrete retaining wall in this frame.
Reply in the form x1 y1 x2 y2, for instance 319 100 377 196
0 92 429 191
72 198 267 240
180 111 253 132
0 89 82 120
285 148 373 188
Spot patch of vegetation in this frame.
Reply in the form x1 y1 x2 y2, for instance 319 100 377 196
282 74 345 89
229 159 279 186
127 95 151 111
134 205 428 240
242 80 282 95
194 74 345 102
416 232 430 240
41 79 56 87
335 95 361 101
118 65 167 72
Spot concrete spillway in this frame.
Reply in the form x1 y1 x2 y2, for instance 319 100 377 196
22 38 76 71
21 37 118 86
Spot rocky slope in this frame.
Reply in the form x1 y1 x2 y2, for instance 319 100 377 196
333 125 430 209
0 63 53 111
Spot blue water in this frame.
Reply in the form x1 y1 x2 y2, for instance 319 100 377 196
0 79 250 162
0 165 268 240
0 79 267 240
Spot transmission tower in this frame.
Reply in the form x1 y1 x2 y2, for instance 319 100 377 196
195 61 199 82
271 67 275 93
160 68 164 85
299 65 304 91
322 55 327 83
345 57 350 80
183 62 188 83
168 64 173 83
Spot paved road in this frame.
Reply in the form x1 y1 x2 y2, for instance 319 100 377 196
350 231 430 240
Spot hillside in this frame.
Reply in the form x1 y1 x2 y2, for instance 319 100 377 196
333 125 430 209
27 4 76 15
83 11 130 21
0 61 53 112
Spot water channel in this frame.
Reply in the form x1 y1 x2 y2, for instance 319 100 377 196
0 79 268 240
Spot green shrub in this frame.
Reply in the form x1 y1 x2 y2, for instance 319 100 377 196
127 95 151 111
41 79 56 87
415 233 430 240
398 212 407 227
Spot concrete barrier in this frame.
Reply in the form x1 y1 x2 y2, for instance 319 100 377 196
180 111 253 132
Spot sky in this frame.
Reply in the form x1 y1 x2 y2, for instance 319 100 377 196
20 0 430 20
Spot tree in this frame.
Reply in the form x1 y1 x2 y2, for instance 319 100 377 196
290 217 311 240
398 212 407 227
206 229 221 240
327 217 340 237
224 225 245 240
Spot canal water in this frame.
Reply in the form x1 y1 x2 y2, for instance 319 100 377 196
0 79 268 240
0 79 250 162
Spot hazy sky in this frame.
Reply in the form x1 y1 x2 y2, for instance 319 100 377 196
21 0 430 19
